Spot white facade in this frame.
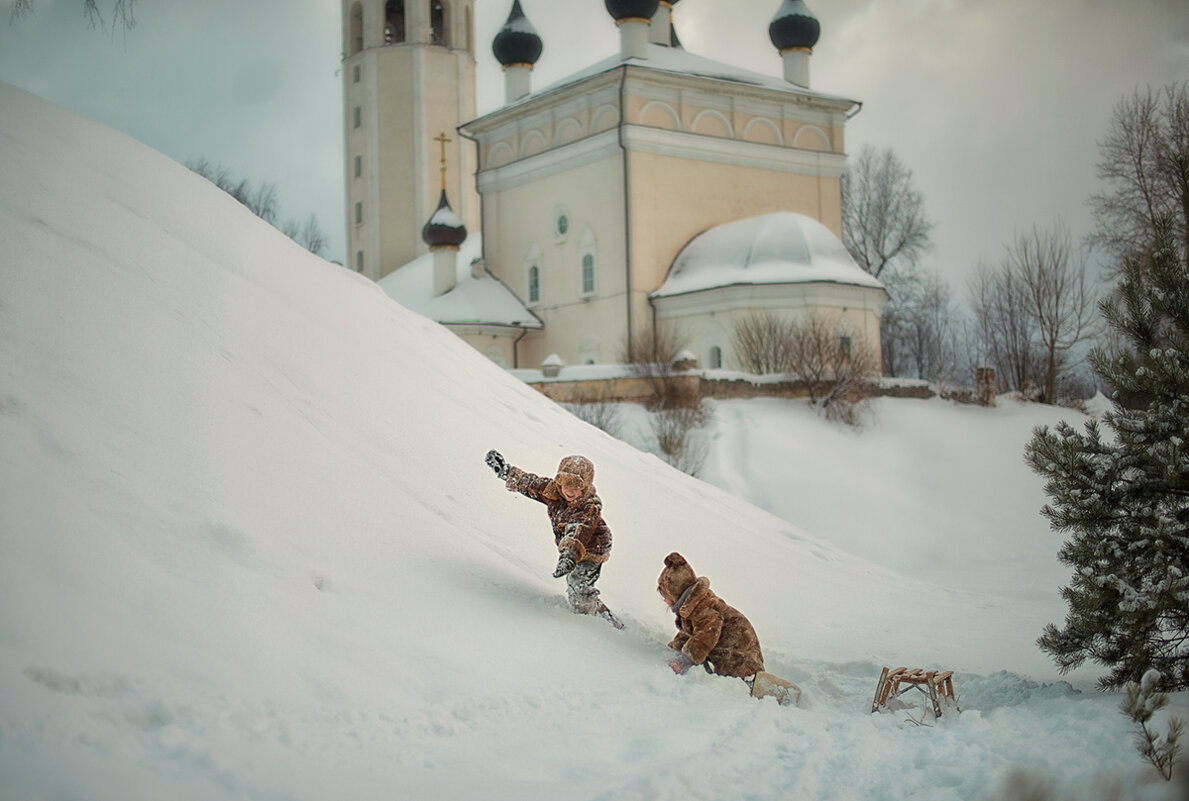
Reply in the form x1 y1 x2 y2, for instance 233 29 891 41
363 4 887 372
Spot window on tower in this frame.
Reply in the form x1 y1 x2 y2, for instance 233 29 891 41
349 3 363 54
385 0 406 44
430 0 447 46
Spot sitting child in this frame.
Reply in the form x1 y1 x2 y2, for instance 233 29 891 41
485 450 620 626
657 552 799 705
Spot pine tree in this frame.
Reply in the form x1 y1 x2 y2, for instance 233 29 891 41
1025 220 1189 691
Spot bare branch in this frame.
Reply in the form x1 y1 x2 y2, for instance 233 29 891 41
842 145 935 279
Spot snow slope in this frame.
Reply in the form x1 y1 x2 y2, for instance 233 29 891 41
1 81 1185 800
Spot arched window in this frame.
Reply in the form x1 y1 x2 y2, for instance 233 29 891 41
708 345 723 369
581 254 596 295
579 226 597 297
385 0 406 44
527 264 540 305
349 3 363 54
430 0 447 46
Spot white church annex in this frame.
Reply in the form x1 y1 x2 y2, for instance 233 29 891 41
343 0 887 371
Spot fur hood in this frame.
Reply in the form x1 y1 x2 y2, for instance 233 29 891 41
660 552 765 678
549 454 596 503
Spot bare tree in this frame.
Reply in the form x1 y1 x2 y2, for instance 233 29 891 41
297 214 329 258
879 266 963 384
621 323 694 409
187 158 329 259
841 145 935 279
731 312 796 374
1089 82 1189 272
787 314 877 412
651 403 712 477
1006 222 1099 403
11 0 136 32
968 261 1043 395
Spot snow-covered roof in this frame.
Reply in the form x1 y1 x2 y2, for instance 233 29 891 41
652 212 885 299
426 203 464 229
378 234 542 329
474 42 857 124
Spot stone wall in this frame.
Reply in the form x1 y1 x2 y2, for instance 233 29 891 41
523 372 941 405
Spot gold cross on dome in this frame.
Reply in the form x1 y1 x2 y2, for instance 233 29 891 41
433 131 451 191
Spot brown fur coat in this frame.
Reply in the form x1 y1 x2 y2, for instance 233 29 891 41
659 554 764 677
504 456 612 564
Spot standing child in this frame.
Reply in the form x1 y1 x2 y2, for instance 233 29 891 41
657 552 799 705
485 450 621 627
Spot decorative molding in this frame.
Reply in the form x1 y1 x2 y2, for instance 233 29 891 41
653 281 888 318
742 116 783 146
623 124 847 176
518 129 549 158
553 117 585 146
487 141 515 168
639 100 682 130
478 129 622 193
690 108 735 139
792 124 830 151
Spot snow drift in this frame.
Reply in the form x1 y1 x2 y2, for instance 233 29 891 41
1 81 1183 800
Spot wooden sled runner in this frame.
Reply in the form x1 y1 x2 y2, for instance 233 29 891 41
871 666 958 718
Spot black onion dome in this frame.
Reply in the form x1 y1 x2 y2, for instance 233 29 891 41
492 0 543 67
605 0 660 22
769 0 820 51
421 190 467 249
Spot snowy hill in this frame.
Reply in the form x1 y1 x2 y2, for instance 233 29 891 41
1 81 1184 800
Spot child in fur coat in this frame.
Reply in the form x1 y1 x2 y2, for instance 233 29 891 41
657 552 799 705
485 450 615 620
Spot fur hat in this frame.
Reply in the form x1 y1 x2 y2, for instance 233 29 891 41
658 552 696 603
555 454 594 493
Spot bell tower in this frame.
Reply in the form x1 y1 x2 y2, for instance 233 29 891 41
342 0 478 280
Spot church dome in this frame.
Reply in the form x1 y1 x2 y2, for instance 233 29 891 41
605 0 660 23
492 0 543 67
653 212 883 299
421 190 467 249
769 0 820 52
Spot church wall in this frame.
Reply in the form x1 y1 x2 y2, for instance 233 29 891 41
653 283 885 372
625 147 844 337
481 150 628 369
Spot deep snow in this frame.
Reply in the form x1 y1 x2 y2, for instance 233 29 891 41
1 81 1186 800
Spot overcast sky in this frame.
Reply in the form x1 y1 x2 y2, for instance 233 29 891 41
2 0 1187 293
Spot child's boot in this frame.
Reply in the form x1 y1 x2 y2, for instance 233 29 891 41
750 671 801 706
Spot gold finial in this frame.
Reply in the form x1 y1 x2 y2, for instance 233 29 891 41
433 131 452 191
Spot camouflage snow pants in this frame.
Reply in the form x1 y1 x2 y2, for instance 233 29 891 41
565 561 602 614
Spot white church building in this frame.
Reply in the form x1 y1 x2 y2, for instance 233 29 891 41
341 0 887 371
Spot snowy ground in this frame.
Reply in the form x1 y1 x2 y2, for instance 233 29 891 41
1 80 1186 801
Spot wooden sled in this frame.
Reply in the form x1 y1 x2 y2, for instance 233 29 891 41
871 666 958 718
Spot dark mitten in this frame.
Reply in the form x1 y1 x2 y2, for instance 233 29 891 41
485 449 509 479
553 550 577 578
